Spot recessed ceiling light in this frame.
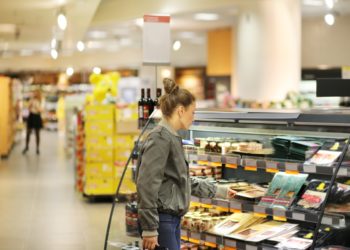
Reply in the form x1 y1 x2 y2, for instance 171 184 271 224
194 13 219 21
76 41 85 51
66 67 74 76
135 18 144 27
93 67 101 74
57 12 67 31
173 40 181 51
324 13 335 25
87 30 107 39
51 49 58 59
303 0 323 6
325 0 334 9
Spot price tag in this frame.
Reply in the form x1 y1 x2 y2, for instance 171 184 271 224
224 239 237 248
245 166 258 171
181 230 188 238
210 155 222 163
286 162 299 171
211 162 222 167
254 213 267 218
253 205 266 214
190 202 201 207
201 203 213 209
181 236 188 241
303 163 316 173
191 196 200 203
205 234 217 244
285 170 299 175
204 242 216 248
321 216 333 226
216 206 230 212
338 168 347 176
190 232 201 240
188 238 200 244
266 168 279 173
226 164 237 169
198 154 209 161
189 154 198 162
216 200 230 209
245 158 257 167
224 247 236 250
230 201 242 211
246 245 258 250
292 212 305 221
226 156 238 165
198 161 209 166
273 209 286 217
273 216 287 221
201 198 212 205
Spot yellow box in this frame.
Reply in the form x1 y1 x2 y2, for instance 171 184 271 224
85 162 114 178
85 148 114 163
115 166 136 194
85 105 114 121
85 135 114 149
85 120 114 136
84 177 116 195
114 134 135 149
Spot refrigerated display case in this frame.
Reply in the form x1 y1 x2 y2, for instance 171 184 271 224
104 108 350 250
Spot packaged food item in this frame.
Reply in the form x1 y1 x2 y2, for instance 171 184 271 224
275 237 313 249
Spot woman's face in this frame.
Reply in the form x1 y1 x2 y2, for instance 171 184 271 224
178 102 196 130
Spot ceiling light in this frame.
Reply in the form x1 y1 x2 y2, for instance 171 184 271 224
303 0 323 6
194 13 219 21
325 0 334 9
87 30 107 39
51 38 57 48
324 13 335 25
135 18 144 27
51 49 58 60
93 67 101 74
76 41 85 51
57 12 67 31
161 69 171 78
173 40 181 51
66 67 74 76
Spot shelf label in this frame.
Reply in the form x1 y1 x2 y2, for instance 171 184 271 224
245 158 257 167
266 168 279 173
230 201 242 210
210 155 222 163
338 168 348 176
205 234 217 244
188 238 200 244
292 212 305 221
216 206 230 212
197 161 209 166
273 216 287 221
181 236 188 241
190 202 201 207
204 242 216 248
201 203 213 209
286 162 299 171
253 205 266 214
211 162 222 167
226 163 237 169
303 163 316 173
285 170 299 175
246 245 258 250
224 247 237 250
266 161 278 169
245 166 257 171
321 216 333 226
189 154 198 162
224 239 237 248
191 196 200 203
216 200 230 208
190 232 201 240
226 156 238 164
181 230 188 237
198 154 209 161
254 213 267 218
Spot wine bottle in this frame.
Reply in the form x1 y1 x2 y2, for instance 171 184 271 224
138 89 145 128
154 88 162 109
144 88 152 120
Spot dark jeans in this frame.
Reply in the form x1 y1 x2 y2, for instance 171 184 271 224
157 213 181 250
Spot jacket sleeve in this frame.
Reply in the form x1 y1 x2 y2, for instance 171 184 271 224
190 177 228 199
136 132 170 237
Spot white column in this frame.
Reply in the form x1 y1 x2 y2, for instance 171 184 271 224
234 0 301 102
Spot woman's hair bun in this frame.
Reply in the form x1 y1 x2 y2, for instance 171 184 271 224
163 78 179 95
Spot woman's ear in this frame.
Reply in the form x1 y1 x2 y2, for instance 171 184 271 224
178 105 185 116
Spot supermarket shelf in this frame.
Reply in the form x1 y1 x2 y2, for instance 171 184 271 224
186 153 350 177
181 229 276 250
190 196 346 228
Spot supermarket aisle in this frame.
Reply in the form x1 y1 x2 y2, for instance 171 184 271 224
0 131 121 250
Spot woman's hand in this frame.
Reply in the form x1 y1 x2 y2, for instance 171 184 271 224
227 188 237 199
143 236 159 250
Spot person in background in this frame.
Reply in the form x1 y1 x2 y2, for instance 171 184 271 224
22 90 43 155
136 78 236 250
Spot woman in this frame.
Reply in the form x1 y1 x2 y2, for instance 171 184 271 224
136 78 235 250
23 90 43 155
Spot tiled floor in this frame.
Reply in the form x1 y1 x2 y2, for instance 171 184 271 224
0 132 136 250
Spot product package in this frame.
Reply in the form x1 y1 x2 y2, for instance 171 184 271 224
275 237 313 250
259 173 308 209
295 180 330 211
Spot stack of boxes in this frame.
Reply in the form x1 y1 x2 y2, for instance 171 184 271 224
84 105 116 196
74 110 85 192
114 104 138 195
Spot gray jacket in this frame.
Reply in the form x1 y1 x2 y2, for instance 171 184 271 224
136 119 227 237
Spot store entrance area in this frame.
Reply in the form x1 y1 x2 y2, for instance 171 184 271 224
0 132 112 250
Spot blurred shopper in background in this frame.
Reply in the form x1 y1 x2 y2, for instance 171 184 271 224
22 90 43 155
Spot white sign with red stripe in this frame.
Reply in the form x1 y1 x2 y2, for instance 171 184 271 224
142 14 171 65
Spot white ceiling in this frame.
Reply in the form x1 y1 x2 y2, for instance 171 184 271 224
0 0 349 70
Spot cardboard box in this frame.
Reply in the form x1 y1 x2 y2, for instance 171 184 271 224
85 105 114 121
85 120 114 136
85 135 114 149
116 120 139 134
115 166 136 194
85 148 114 163
114 134 136 149
85 162 114 178
84 177 116 195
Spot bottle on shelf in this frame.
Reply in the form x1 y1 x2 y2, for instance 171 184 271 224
138 88 145 129
143 88 152 122
154 88 162 109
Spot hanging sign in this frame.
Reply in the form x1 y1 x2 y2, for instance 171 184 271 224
142 14 171 65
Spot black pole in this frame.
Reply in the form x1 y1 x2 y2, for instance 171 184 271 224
310 137 350 249
104 113 156 250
